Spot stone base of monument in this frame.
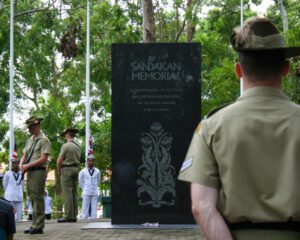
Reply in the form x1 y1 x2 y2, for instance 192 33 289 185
82 222 198 229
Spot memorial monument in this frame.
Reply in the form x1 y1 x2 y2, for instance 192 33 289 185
112 43 201 224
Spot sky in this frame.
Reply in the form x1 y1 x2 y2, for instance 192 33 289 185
250 0 274 16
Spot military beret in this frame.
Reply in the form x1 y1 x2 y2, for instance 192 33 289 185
24 116 44 127
60 127 79 137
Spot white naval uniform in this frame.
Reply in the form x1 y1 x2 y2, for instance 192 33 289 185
79 167 100 219
27 197 33 216
3 170 24 221
45 195 52 215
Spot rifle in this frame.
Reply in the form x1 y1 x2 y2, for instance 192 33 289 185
19 138 40 184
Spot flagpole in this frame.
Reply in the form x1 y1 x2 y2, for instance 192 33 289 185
240 0 244 95
9 0 15 170
85 0 91 163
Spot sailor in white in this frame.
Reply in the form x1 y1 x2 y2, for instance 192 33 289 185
26 196 33 220
3 158 24 221
79 155 101 219
44 190 52 220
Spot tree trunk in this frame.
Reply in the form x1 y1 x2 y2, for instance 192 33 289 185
186 0 194 42
277 0 288 32
0 0 4 11
176 6 179 35
142 0 155 43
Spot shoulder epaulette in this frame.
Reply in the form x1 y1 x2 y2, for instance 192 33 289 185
204 103 232 119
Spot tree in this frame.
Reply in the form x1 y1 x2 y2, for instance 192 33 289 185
266 0 300 103
186 0 201 42
276 0 288 32
142 0 155 42
0 0 299 204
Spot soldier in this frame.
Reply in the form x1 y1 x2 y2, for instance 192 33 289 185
3 158 23 222
79 154 101 220
20 116 50 234
178 17 300 240
57 127 81 222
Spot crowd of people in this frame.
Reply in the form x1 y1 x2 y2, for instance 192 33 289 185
1 116 101 237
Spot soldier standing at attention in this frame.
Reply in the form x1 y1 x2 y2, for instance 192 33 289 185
20 116 50 234
178 17 300 240
3 158 23 222
57 127 81 222
79 154 101 220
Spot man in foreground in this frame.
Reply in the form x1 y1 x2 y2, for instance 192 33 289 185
178 17 300 239
0 198 16 240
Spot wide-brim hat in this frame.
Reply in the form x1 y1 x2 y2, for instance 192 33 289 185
24 116 44 127
230 17 300 58
60 127 79 137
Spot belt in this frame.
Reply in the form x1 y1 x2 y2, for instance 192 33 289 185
61 164 79 168
230 221 300 232
29 166 46 171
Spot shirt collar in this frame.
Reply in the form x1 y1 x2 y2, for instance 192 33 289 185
238 87 290 101
31 132 44 141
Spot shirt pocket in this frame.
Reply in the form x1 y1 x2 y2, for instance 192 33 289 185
32 142 42 159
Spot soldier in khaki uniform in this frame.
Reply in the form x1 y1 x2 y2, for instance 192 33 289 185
178 17 300 240
57 127 81 222
20 116 50 234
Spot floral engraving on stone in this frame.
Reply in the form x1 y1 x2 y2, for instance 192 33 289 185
137 122 176 208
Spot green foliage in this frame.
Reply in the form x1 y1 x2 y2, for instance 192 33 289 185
194 3 242 116
91 119 112 187
0 5 10 117
1 0 300 205
266 0 300 102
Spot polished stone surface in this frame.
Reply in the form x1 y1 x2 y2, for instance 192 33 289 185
112 43 201 224
82 222 198 229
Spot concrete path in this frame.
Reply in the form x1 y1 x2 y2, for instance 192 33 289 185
15 219 201 240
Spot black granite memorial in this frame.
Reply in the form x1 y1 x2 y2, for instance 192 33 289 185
112 43 201 224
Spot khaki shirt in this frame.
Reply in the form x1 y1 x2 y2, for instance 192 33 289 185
59 141 81 166
179 87 300 223
23 132 51 168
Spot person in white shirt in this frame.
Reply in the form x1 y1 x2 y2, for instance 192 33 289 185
3 158 24 222
79 155 101 219
44 190 52 220
27 191 52 220
26 196 33 220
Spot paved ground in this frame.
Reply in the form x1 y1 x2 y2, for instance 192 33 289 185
15 219 201 240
